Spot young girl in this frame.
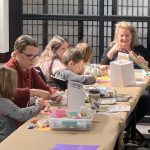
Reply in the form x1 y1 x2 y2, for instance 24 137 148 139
75 42 93 64
35 35 69 83
75 42 93 75
0 66 45 142
54 48 96 85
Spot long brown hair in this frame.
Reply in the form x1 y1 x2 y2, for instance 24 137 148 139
63 48 83 65
76 42 92 63
0 67 17 100
36 35 68 80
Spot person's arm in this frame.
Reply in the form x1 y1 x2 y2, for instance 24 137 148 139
31 68 56 95
134 45 150 67
14 88 30 108
132 45 150 68
0 98 44 122
100 47 112 65
31 68 62 102
107 46 119 60
55 69 96 85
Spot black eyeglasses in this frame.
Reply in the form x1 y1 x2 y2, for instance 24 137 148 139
21 51 39 61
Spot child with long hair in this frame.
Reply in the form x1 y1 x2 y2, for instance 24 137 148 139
0 66 45 142
35 35 69 83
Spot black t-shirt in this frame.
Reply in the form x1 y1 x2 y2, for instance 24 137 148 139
100 45 150 68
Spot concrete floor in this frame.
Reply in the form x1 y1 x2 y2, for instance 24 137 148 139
124 124 150 150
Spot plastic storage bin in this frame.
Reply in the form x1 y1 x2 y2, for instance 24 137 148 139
49 110 95 131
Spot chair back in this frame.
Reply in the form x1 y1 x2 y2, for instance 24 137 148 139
35 66 47 83
51 75 68 91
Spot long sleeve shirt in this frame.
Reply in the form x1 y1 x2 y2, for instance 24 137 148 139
100 45 150 68
54 69 96 85
5 57 56 108
0 98 42 142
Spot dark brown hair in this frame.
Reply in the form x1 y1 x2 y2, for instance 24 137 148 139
63 48 83 65
14 35 38 52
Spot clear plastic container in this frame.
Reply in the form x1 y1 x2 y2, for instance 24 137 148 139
49 110 95 131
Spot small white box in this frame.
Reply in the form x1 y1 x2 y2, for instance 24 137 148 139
67 81 85 111
110 60 135 87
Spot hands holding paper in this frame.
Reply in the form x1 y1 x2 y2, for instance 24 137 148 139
129 51 148 65
107 43 130 60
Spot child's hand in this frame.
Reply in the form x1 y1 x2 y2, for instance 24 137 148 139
51 91 64 103
36 98 45 109
43 103 51 112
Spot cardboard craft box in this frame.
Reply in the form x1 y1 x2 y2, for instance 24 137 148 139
110 60 135 87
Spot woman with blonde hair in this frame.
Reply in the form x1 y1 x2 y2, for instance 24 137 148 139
100 21 150 68
35 35 69 83
100 21 150 130
0 66 45 142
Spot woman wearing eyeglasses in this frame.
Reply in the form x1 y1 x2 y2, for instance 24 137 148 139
4 35 61 125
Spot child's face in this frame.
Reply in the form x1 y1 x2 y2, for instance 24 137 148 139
70 60 85 75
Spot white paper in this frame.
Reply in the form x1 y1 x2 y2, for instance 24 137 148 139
108 105 130 113
67 81 85 111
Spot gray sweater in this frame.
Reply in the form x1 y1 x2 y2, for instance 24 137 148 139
0 98 42 142
54 69 96 85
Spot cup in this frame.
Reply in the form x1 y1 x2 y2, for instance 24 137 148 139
88 88 100 101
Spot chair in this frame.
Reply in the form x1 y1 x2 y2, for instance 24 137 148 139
51 75 68 91
34 66 47 83
35 66 57 87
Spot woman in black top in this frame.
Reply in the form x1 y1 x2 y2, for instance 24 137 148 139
100 21 150 124
100 21 150 68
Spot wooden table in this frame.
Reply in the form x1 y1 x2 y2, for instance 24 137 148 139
0 78 149 150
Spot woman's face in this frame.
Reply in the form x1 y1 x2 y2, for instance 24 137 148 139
56 42 69 59
117 28 132 49
15 45 39 71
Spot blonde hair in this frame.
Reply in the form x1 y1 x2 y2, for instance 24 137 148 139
63 48 83 65
0 67 17 99
110 21 138 49
76 42 92 63
36 35 68 79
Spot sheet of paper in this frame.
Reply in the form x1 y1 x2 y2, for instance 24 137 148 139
108 105 130 113
118 52 129 61
51 144 99 150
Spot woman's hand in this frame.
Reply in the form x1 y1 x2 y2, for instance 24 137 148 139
107 43 130 60
30 89 51 100
51 95 62 103
129 51 148 65
136 55 148 65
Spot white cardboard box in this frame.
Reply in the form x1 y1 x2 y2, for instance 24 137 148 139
110 60 135 87
67 81 85 111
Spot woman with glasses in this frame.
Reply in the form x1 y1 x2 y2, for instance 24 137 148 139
35 35 69 84
4 35 61 126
